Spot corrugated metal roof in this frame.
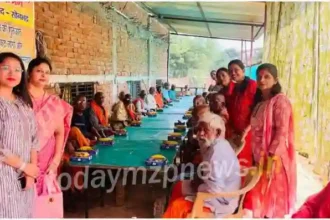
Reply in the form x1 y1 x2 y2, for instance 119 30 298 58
139 2 265 41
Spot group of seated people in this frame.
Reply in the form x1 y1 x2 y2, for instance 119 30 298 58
63 82 185 160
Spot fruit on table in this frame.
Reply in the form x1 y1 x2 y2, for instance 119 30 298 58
74 152 90 158
151 154 166 160
168 132 182 137
163 140 178 145
99 137 113 142
175 125 186 129
79 146 93 151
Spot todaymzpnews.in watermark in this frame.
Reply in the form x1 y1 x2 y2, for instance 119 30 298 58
55 157 282 193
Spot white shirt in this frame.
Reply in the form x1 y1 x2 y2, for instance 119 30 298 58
136 99 147 113
145 94 157 110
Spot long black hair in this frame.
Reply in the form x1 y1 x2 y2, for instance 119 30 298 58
252 63 282 109
228 59 250 93
27 56 52 76
0 52 33 107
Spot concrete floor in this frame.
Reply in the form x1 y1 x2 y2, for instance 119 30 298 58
64 155 324 218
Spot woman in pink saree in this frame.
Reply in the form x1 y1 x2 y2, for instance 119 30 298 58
249 63 297 218
27 57 73 195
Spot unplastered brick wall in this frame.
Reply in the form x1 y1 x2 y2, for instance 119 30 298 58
116 27 148 76
35 2 169 108
35 2 112 75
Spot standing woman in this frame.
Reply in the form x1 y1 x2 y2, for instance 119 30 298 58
226 59 257 168
27 57 73 195
207 70 217 92
226 60 256 213
0 52 39 217
216 67 235 99
249 63 296 218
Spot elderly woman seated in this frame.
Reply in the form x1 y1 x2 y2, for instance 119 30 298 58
69 95 99 148
110 91 130 130
186 95 206 128
163 112 241 218
124 94 141 122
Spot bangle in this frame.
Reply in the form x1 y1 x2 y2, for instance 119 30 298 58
19 162 26 172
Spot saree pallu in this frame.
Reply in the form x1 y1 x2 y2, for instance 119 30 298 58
33 94 73 195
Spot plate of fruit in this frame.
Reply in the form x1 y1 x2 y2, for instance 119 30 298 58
70 152 92 162
98 136 114 146
160 140 179 150
145 154 168 167
147 111 157 117
168 132 183 141
115 129 127 137
131 120 142 127
76 146 99 155
174 120 185 126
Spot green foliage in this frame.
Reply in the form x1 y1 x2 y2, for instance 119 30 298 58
169 35 263 86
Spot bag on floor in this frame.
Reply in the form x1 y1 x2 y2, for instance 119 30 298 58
33 173 63 218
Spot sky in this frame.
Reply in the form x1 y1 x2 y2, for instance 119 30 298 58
216 34 264 50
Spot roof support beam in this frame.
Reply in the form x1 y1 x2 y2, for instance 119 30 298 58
196 2 212 38
138 2 178 34
170 33 249 42
253 25 263 40
161 15 263 27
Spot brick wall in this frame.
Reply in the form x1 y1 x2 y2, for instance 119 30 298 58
35 2 112 75
35 2 168 110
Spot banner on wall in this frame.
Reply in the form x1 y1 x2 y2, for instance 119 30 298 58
0 1 35 67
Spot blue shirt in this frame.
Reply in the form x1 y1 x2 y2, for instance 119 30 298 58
169 90 177 100
162 89 170 101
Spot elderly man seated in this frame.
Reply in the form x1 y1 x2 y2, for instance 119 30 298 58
163 112 241 218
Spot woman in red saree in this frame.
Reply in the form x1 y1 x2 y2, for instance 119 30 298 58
249 63 296 218
215 67 235 99
27 57 73 195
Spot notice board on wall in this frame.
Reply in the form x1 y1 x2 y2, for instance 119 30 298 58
0 2 35 67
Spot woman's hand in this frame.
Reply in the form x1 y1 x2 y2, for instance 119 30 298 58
23 176 35 191
23 163 39 178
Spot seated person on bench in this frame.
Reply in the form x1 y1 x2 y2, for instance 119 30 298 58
133 90 148 115
88 92 116 137
169 84 178 101
145 87 157 111
155 86 165 108
69 95 99 147
163 112 241 218
110 91 130 130
124 94 141 122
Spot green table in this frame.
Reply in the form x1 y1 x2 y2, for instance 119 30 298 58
69 96 193 216
70 96 193 169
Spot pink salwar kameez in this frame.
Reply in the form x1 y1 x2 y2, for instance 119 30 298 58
249 93 297 218
33 94 73 195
